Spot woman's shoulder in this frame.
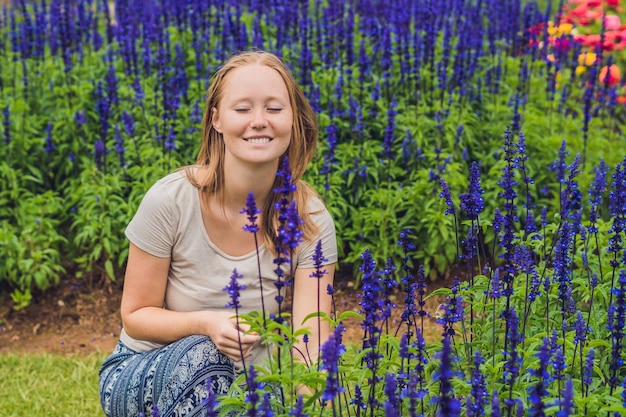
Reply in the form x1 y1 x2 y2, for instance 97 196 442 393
150 168 197 192
305 195 326 214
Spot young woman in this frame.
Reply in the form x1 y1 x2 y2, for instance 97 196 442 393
99 50 337 417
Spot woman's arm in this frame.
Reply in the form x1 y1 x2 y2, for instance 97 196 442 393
291 263 336 364
120 242 259 361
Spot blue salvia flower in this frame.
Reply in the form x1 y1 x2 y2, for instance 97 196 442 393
164 125 176 152
95 81 110 143
493 208 503 237
2 104 10 145
273 157 296 305
401 129 415 165
574 310 588 346
467 351 489 417
383 372 399 416
350 384 366 415
491 390 501 417
551 341 567 385
381 258 398 321
43 122 54 153
459 161 484 221
462 224 479 262
497 126 519 301
439 178 456 215
514 244 540 302
582 57 599 153
310 240 328 280
609 269 626 389
259 392 273 417
398 229 418 327
288 395 307 417
588 159 608 233
245 365 260 415
151 403 160 417
132 77 144 108
608 159 626 271
399 332 412 362
357 39 370 93
105 60 119 107
413 328 429 400
434 335 461 417
274 157 297 196
320 327 346 402
282 201 304 252
188 99 202 135
113 124 125 167
437 276 464 337
401 369 422 417
583 348 594 394
554 222 574 317
556 378 574 417
121 110 135 137
202 379 219 417
528 337 551 417
381 96 397 161
561 154 582 218
517 132 537 236
549 140 568 185
358 248 383 343
223 269 246 309
241 191 261 234
488 268 502 299
320 123 337 191
94 139 107 171
503 308 522 406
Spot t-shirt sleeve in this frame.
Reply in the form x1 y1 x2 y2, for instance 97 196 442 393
125 180 176 258
296 199 338 269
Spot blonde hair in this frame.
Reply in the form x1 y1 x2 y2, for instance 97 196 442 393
188 50 320 254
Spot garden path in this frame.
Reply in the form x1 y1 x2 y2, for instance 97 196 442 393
0 272 447 355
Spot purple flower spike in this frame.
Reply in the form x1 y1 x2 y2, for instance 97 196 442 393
320 327 346 402
439 178 456 215
460 161 484 220
223 269 246 309
241 191 261 233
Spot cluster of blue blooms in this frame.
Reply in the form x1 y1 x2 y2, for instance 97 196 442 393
4 1 626 415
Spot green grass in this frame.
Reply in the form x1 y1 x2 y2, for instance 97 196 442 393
0 352 108 417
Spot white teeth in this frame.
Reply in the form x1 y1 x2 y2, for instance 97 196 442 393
247 138 271 144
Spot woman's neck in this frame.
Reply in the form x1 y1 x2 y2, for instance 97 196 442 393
221 161 277 211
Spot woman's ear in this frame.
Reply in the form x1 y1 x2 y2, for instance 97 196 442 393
212 107 222 133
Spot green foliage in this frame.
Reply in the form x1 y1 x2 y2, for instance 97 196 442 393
0 0 624 302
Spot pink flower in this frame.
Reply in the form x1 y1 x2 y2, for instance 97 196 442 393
605 14 621 31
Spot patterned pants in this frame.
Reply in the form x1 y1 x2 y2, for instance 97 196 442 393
99 335 235 417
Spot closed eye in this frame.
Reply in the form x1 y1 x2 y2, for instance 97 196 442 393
267 108 282 113
235 108 250 113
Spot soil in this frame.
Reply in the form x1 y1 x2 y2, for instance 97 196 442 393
0 272 448 356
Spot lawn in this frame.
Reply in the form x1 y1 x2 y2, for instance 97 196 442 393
0 352 107 417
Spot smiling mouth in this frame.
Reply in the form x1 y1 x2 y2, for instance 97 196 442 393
245 137 273 144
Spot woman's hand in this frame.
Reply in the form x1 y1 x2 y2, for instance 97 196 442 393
204 311 260 362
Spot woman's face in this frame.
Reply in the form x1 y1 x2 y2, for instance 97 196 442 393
212 63 293 169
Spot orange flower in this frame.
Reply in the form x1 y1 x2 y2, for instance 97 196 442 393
599 64 622 86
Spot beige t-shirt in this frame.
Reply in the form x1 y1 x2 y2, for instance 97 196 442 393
119 169 338 366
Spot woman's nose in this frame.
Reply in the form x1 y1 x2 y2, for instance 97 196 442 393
250 109 268 129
